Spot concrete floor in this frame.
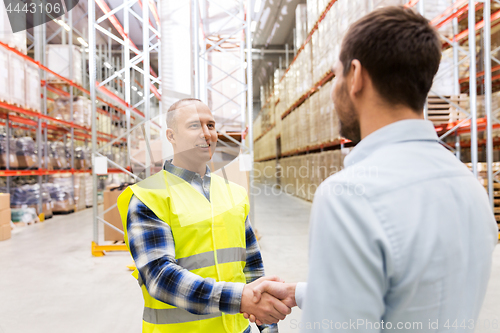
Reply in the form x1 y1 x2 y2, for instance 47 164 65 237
0 184 498 333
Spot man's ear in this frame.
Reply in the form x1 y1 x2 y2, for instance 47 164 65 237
166 128 175 144
349 59 364 98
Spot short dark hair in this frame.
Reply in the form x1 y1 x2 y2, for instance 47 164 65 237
166 98 202 130
339 6 441 112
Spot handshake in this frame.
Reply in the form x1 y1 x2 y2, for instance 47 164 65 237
240 276 298 326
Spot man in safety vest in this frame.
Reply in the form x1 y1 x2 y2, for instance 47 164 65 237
118 98 291 333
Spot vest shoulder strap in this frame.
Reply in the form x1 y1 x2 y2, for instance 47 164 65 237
130 171 171 224
211 173 249 216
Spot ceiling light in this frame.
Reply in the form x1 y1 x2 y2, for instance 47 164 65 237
251 21 257 32
104 62 112 69
137 91 143 96
56 19 70 32
254 0 262 13
243 62 248 69
78 37 89 47
132 86 138 91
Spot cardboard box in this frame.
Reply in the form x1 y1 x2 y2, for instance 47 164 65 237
0 153 19 169
0 193 10 211
52 200 75 213
104 189 124 242
0 208 11 226
0 223 11 241
105 183 120 191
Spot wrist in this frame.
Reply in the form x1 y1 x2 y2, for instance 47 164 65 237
220 282 245 314
286 283 298 307
240 284 254 313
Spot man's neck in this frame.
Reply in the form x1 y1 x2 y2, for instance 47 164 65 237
171 157 206 178
359 105 424 140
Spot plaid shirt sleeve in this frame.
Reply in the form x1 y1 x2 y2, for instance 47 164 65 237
244 217 279 333
126 194 244 315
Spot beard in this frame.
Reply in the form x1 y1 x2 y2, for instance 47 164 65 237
334 80 361 145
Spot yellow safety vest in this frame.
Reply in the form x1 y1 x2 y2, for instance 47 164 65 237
117 170 250 333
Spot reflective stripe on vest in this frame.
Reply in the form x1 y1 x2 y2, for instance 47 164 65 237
137 247 246 287
177 247 246 271
143 307 222 325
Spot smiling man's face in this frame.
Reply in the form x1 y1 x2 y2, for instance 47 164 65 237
168 101 218 164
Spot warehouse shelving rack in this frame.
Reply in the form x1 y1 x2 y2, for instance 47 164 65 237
0 40 126 216
88 0 162 256
253 0 342 164
0 5 140 226
192 0 255 223
414 0 500 219
253 0 500 235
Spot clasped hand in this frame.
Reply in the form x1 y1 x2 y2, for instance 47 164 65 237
240 276 297 325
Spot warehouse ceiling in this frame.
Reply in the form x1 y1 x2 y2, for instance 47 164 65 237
33 0 159 76
251 0 306 108
30 0 302 111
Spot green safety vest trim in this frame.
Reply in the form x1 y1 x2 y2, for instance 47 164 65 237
176 247 246 271
143 307 222 324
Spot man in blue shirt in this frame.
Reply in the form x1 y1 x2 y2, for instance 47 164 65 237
245 6 498 332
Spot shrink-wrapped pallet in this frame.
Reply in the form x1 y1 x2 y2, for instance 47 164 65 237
46 45 83 85
318 151 328 184
74 146 91 170
306 0 318 35
286 67 296 109
10 184 52 218
0 5 26 54
331 150 342 173
253 114 262 140
298 100 310 150
84 174 93 207
0 134 18 169
8 52 25 107
296 4 308 49
51 96 90 127
51 97 71 122
289 111 298 152
309 92 320 145
73 175 86 211
73 96 91 128
49 142 69 170
15 137 37 169
0 46 9 104
25 60 41 112
44 183 75 213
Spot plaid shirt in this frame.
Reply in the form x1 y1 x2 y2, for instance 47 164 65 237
126 160 278 333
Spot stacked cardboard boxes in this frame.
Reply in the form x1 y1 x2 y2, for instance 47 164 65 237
84 175 93 207
0 193 11 241
104 186 125 242
51 96 91 128
254 127 276 161
46 45 83 85
254 0 463 205
254 159 278 185
279 150 343 201
279 80 339 155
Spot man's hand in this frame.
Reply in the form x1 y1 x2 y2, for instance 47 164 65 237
243 281 298 326
240 276 292 325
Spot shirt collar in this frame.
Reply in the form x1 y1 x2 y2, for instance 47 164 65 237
344 119 438 167
163 159 211 182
